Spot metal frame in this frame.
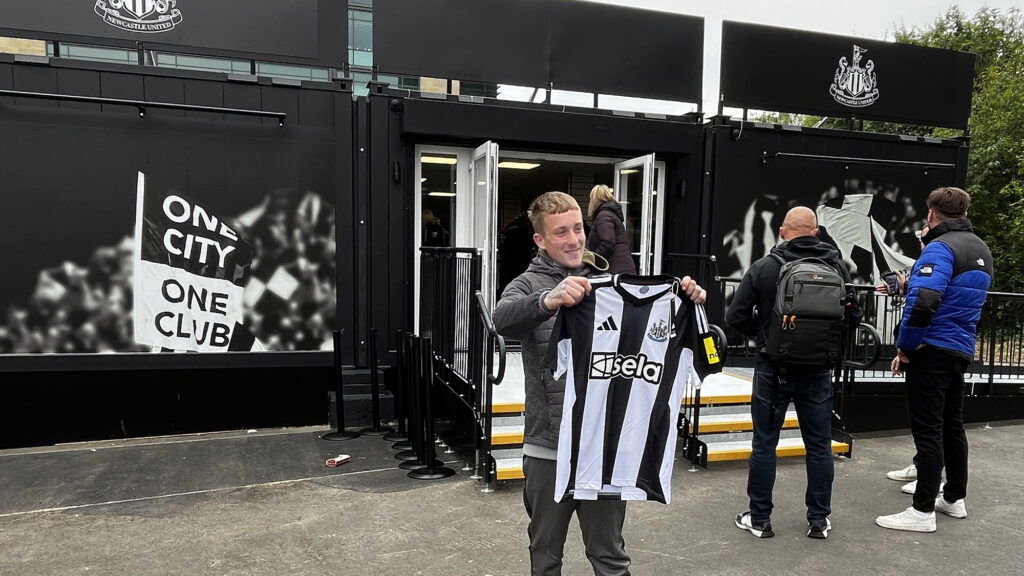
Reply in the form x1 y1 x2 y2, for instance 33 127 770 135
0 89 287 125
760 150 955 170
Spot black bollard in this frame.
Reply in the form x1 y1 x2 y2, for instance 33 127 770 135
393 333 417 459
408 337 455 480
322 330 359 441
395 332 419 457
398 335 442 470
383 330 409 442
359 328 394 436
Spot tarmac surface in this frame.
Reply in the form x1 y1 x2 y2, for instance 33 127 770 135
1 422 1022 576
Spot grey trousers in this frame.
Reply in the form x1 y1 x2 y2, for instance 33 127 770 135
523 456 631 576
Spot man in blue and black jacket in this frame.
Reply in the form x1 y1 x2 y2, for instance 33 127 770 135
876 187 993 533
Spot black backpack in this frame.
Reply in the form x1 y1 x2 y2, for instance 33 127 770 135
765 254 848 367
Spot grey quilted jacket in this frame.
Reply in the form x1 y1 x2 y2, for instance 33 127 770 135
492 250 609 458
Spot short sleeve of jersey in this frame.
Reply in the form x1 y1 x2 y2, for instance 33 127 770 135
681 300 723 381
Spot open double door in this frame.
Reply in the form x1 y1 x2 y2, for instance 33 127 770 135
469 141 664 311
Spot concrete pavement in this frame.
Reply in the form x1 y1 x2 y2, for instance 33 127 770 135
1 422 1022 576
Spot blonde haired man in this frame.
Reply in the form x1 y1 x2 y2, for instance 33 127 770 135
493 191 706 575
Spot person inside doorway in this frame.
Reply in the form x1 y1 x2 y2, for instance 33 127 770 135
421 209 449 247
586 184 636 275
497 197 537 296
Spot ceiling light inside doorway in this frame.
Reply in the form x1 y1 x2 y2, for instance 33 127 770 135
421 178 427 183
620 169 639 174
421 156 458 165
498 161 541 170
428 192 457 197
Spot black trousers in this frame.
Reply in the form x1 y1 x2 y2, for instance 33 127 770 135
522 456 630 576
906 346 970 512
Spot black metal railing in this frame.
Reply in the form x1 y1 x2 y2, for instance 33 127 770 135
715 277 1024 391
415 247 506 488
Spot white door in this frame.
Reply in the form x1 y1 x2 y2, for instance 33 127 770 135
471 141 500 309
614 154 663 275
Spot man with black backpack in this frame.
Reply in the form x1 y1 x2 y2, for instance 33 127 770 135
726 206 861 540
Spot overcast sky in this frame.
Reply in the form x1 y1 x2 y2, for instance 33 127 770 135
504 1 1020 114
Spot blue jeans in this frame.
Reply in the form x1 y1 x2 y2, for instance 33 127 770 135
747 357 835 525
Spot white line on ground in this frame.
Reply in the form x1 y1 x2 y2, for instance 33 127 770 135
0 462 459 519
0 426 334 457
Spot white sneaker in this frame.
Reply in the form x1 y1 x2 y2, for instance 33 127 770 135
887 464 918 481
900 480 945 495
876 507 936 532
934 497 967 519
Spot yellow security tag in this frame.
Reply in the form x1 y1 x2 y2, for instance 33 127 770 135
703 336 720 364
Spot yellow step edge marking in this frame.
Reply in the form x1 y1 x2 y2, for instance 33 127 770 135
696 417 799 434
497 467 524 480
492 432 524 445
682 394 752 406
492 402 525 414
722 369 754 381
708 442 850 462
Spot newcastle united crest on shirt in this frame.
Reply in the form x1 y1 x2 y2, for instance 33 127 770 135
95 0 183 34
830 45 879 108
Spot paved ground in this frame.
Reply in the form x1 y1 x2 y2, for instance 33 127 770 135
1 422 1022 576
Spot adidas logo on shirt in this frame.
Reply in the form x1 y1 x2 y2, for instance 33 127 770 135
597 316 619 331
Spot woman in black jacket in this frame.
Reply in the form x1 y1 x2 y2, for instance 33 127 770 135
586 184 636 274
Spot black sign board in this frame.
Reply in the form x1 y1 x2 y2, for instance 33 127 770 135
373 0 549 88
720 21 975 129
0 0 346 68
548 2 702 103
375 0 704 104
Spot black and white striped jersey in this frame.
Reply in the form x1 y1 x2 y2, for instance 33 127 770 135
549 274 722 504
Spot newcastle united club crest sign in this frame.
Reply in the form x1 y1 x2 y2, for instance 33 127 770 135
830 45 879 107
95 0 182 33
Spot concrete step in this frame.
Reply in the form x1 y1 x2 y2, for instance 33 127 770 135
699 429 802 445
693 411 799 434
491 424 525 446
495 457 524 481
705 437 851 462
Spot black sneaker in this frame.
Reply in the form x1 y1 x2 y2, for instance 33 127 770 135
807 518 832 539
735 512 775 538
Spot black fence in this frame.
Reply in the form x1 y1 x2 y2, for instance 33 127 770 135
716 278 1024 388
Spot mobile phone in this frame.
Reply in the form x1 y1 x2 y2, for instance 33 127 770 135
881 270 901 296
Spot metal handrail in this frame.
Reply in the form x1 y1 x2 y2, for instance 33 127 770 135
474 291 506 385
845 322 882 369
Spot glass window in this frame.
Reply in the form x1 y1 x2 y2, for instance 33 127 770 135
349 10 373 52
60 43 135 65
256 62 329 82
153 52 249 74
351 71 371 97
350 49 373 68
460 81 497 98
